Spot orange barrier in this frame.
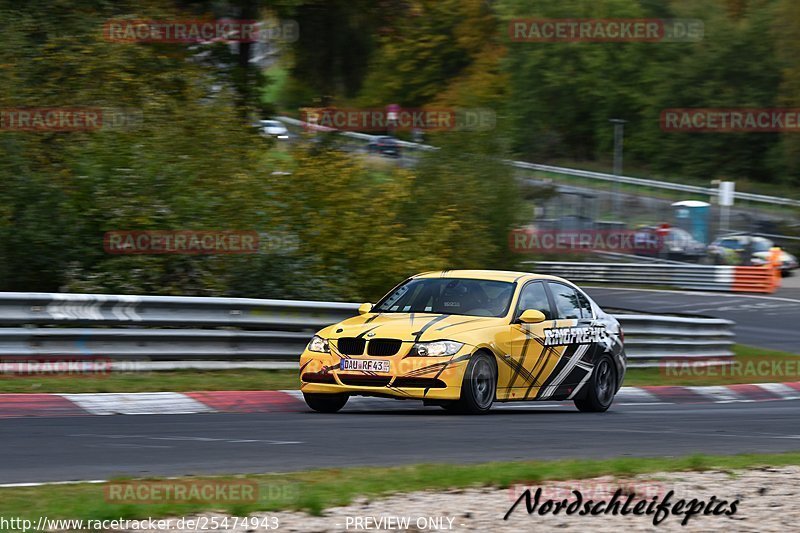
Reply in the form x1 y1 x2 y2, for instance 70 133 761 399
733 265 778 293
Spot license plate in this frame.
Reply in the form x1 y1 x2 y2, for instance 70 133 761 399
340 359 391 373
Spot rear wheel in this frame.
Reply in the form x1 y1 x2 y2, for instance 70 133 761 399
450 352 496 414
303 393 348 413
574 355 616 413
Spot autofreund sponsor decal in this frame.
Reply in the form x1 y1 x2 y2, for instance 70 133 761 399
543 326 608 346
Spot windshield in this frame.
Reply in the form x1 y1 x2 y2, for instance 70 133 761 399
375 278 515 317
751 238 772 252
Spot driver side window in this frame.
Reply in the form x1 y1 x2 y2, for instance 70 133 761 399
516 282 553 320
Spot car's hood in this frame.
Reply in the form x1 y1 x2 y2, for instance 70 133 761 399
318 312 502 342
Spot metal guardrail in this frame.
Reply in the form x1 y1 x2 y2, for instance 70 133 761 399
275 116 800 208
0 292 733 368
529 261 777 293
615 314 734 367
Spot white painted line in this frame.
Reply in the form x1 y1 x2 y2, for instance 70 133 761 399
68 433 301 445
0 480 107 489
281 390 305 401
617 402 673 406
60 393 215 416
754 382 800 400
616 387 661 403
687 386 746 403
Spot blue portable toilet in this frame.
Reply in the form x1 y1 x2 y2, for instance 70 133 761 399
671 200 710 244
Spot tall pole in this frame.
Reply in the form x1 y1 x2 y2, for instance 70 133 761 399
609 119 626 221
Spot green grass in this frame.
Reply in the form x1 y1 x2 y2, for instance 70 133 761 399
3 452 800 520
624 344 800 386
0 344 796 393
0 369 299 393
260 65 289 106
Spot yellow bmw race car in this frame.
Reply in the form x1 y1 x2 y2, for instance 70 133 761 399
299 270 626 414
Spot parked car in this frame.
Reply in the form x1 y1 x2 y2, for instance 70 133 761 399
632 226 706 260
662 228 707 260
258 119 290 139
708 234 799 273
367 136 401 157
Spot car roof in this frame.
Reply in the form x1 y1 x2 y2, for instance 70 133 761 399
412 269 571 284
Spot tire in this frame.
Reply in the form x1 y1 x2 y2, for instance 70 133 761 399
303 393 348 413
451 351 497 414
574 355 617 413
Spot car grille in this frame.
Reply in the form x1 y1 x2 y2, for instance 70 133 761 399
337 375 392 387
367 339 403 356
336 337 365 355
393 377 447 389
301 372 336 384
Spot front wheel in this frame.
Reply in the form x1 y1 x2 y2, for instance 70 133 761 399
574 355 617 413
450 352 497 414
303 393 348 413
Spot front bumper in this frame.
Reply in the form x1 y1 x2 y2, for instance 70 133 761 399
299 345 472 400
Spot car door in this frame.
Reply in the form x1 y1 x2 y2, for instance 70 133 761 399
535 282 598 400
496 280 559 401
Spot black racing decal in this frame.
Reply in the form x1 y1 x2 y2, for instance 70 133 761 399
402 361 449 377
508 326 540 389
300 360 312 373
498 352 539 388
537 344 577 389
534 344 586 398
523 342 566 400
356 325 380 338
504 326 554 394
424 353 470 397
436 318 482 331
411 314 451 342
536 344 594 399
364 313 381 324
386 382 413 396
402 353 470 378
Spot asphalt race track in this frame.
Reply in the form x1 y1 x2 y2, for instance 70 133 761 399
2 400 800 484
587 287 800 353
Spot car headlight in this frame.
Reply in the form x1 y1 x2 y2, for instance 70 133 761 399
411 340 464 357
307 335 329 353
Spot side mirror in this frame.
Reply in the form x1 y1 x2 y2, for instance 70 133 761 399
358 302 374 315
518 309 546 324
